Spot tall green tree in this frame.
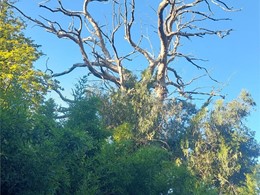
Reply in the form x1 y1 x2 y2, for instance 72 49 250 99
0 1 46 108
183 91 260 194
1 77 107 194
99 87 260 194
0 2 45 193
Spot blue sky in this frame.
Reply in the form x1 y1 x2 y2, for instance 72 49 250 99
15 0 260 141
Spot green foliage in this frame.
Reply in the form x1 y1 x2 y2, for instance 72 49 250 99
237 170 259 195
0 72 105 194
0 1 46 108
1 97 59 194
0 4 48 193
66 97 105 140
101 84 163 142
128 145 171 194
154 162 218 195
185 90 260 194
84 141 214 195
0 94 106 194
95 85 260 194
2 70 259 195
113 123 133 142
1 4 259 193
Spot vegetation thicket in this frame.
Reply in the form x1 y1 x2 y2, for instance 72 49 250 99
1 1 259 195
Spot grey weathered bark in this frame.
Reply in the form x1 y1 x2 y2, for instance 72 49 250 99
9 0 235 101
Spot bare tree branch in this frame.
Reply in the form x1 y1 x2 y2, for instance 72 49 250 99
52 63 88 77
8 0 238 101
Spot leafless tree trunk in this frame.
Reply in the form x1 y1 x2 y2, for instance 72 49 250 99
9 0 235 100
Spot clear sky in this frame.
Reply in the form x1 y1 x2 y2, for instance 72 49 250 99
15 0 260 141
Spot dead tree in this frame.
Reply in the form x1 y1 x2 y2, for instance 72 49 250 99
9 0 236 101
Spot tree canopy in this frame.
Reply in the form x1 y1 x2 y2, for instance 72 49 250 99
0 1 46 107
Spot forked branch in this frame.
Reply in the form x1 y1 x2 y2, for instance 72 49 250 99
8 0 237 101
